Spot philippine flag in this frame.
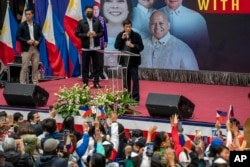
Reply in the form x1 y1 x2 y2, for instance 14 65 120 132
64 0 83 52
63 0 83 77
97 106 106 119
179 134 194 150
216 110 227 122
65 32 81 77
0 5 18 66
15 0 30 55
42 1 69 77
79 106 93 118
21 0 29 23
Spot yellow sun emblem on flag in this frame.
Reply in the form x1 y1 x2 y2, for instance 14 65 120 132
0 25 11 46
1 25 7 35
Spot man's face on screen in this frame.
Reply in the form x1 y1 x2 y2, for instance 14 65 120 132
138 0 154 9
150 12 170 40
165 0 183 10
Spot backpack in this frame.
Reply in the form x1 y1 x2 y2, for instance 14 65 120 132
16 153 34 167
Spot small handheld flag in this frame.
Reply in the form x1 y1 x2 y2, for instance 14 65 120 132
216 110 227 122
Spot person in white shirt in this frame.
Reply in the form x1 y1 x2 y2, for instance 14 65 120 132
131 0 156 39
159 0 209 69
140 11 199 70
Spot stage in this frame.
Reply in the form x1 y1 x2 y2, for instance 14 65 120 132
0 77 249 136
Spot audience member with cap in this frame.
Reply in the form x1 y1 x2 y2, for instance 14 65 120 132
122 136 146 166
35 138 68 167
204 137 225 166
133 137 146 155
124 125 163 167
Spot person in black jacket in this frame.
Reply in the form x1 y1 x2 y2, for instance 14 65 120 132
114 20 144 103
3 138 33 167
16 8 42 85
75 6 104 88
35 138 68 167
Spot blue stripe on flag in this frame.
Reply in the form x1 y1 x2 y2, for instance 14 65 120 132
39 37 53 76
217 110 227 117
52 10 69 75
69 40 80 77
8 7 18 52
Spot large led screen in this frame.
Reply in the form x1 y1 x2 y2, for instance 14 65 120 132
100 0 250 73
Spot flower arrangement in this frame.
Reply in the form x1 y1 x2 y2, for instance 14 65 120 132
54 83 139 118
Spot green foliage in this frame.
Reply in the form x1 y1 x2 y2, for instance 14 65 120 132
54 84 138 118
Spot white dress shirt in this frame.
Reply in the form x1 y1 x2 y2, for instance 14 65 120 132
28 22 34 40
87 18 94 49
159 5 210 54
132 4 156 39
140 33 199 70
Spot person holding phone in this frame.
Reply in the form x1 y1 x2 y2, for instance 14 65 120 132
170 114 191 167
60 115 82 142
134 125 163 167
35 138 68 167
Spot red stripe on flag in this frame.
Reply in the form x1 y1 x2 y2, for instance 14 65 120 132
0 42 15 65
68 57 74 77
83 109 92 117
16 41 21 55
45 41 67 76
64 16 82 53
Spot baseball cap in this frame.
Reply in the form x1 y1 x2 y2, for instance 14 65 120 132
43 138 60 152
210 137 224 149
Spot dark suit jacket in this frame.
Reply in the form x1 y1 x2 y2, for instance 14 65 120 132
16 21 42 52
75 18 104 49
114 30 144 67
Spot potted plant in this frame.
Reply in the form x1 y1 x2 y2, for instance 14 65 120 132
54 83 91 118
54 84 140 119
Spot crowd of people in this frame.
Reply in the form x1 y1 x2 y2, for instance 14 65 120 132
0 107 249 167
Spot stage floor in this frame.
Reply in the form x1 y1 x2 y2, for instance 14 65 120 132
0 77 249 126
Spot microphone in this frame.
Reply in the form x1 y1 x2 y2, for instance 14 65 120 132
126 34 130 41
